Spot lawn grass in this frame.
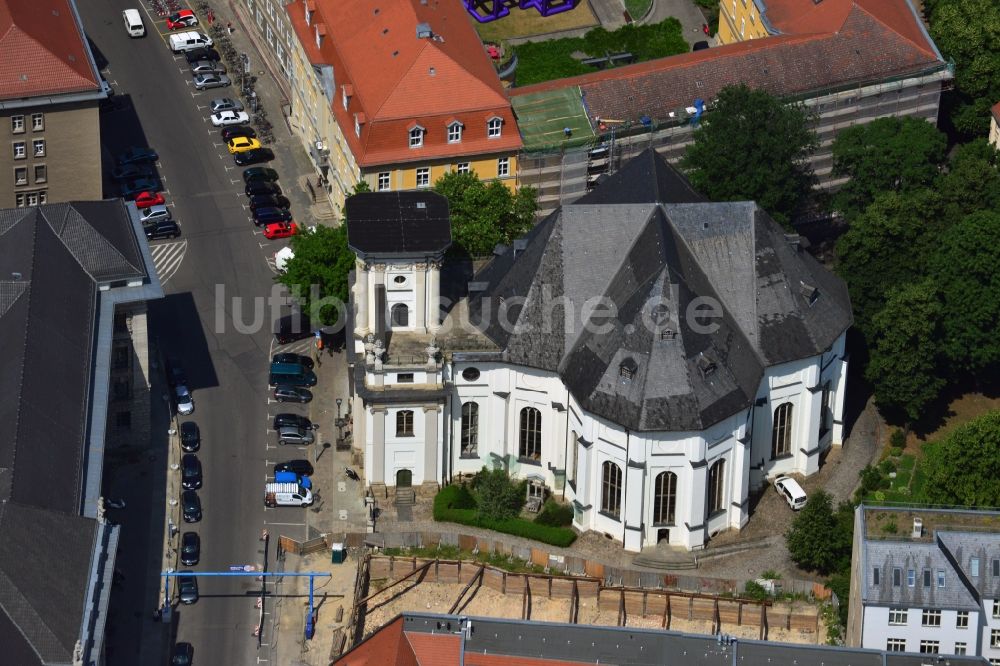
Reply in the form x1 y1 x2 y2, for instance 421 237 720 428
624 0 652 19
474 1 599 42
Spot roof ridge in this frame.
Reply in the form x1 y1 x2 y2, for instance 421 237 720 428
8 212 37 505
850 1 936 59
0 568 68 663
40 204 144 280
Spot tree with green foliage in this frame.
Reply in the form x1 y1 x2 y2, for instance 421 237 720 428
934 140 1000 225
786 491 854 575
865 281 946 423
930 210 1000 374
922 410 1000 506
681 84 817 227
924 0 1000 137
278 224 355 326
474 466 524 523
830 117 947 217
433 171 537 257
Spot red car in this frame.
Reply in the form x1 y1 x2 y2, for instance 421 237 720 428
131 191 165 206
263 221 298 240
166 10 198 30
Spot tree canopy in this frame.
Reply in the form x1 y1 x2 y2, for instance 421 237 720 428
278 224 355 326
433 171 537 257
922 410 1000 506
473 466 524 523
785 490 854 575
680 84 818 227
934 140 1000 225
830 116 947 217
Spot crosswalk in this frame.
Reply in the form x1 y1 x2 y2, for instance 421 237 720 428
149 240 187 286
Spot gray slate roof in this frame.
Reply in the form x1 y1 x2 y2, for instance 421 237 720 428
937 532 1000 601
862 540 979 611
468 150 853 431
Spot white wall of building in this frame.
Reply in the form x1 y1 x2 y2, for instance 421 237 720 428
861 605 980 655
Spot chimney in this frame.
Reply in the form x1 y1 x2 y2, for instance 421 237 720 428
416 22 432 39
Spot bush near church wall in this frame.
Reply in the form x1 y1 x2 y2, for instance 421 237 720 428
433 485 578 548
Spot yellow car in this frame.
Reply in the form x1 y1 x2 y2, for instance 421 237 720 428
227 136 262 154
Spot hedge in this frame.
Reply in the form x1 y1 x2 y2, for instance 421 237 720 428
433 485 577 548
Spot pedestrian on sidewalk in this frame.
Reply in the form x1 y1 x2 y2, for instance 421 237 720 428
227 21 234 34
207 9 214 24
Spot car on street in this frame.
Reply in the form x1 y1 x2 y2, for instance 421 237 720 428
227 136 261 154
133 191 165 208
253 207 293 225
139 204 171 225
274 459 315 477
181 453 203 490
171 642 194 666
248 194 290 211
278 425 315 445
180 421 200 452
243 167 279 183
211 110 250 126
210 97 244 113
263 221 298 240
121 177 162 198
185 46 220 63
272 352 314 370
273 413 314 431
234 147 274 166
178 571 199 604
274 312 312 344
175 384 194 415
180 532 200 566
273 386 312 403
144 219 180 241
111 163 156 181
166 9 198 30
115 146 158 165
220 125 256 141
182 490 202 522
245 180 282 197
190 60 226 75
194 73 231 90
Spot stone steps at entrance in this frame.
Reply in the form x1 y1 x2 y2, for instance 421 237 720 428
394 488 416 506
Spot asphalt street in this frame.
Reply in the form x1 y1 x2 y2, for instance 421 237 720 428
81 2 318 664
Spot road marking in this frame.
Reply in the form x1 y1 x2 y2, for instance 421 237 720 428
264 521 305 526
149 240 187 286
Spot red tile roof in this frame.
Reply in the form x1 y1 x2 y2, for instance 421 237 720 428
334 617 419 666
0 0 99 99
405 631 460 665
992 102 1000 123
286 0 521 169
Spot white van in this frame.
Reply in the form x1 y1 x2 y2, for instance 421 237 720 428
123 8 145 37
264 482 313 507
169 31 213 53
773 475 807 510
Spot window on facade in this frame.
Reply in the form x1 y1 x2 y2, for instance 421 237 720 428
601 460 622 518
919 641 939 654
994 558 1000 576
990 660 1000 666
771 403 793 458
993 631 1000 649
922 609 941 627
487 117 502 138
819 382 832 437
14 166 26 186
568 430 578 489
416 167 430 188
409 126 424 147
32 139 44 157
497 157 510 178
993 599 1000 618
652 471 677 525
447 122 462 143
885 639 905 652
957 611 969 628
519 407 541 460
740 17 745 37
396 410 414 437
17 190 45 207
396 373 414 383
937 569 945 588
707 459 725 515
955 642 967 655
457 162 470 174
11 115 23 133
972 557 980 577
390 303 409 327
33 164 45 183
460 402 478 456
377 172 390 191
873 567 880 586
907 569 915 587
731 0 736 18
888 608 907 625
923 569 931 587
13 141 25 159
892 567 901 587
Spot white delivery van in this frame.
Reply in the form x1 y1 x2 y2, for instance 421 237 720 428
774 475 808 510
169 31 213 53
123 9 145 37
264 482 313 507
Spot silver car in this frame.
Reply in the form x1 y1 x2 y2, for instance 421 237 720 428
139 204 171 225
189 60 226 75
210 97 243 113
193 73 231 90
277 425 314 446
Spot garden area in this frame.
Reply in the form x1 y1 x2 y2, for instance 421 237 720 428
433 467 577 547
512 18 688 86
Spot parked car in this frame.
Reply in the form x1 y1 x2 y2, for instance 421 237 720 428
227 136 261 154
273 413 314 431
243 167 279 183
185 46 220 63
133 191 165 207
263 222 298 240
182 490 202 522
177 571 199 604
248 194 290 211
273 386 312 403
274 459 315 477
175 384 194 415
190 60 226 75
144 219 181 241
180 532 200 566
272 352 314 370
116 146 158 165
139 204 171 225
194 73 231 90
211 110 250 126
774 475 807 510
245 180 281 197
166 9 198 30
121 177 161 198
253 207 293 225
234 147 274 166
180 421 200 452
274 312 312 344
171 642 194 666
278 425 315 445
210 97 244 113
181 453 202 490
111 163 156 181
220 125 256 141
693 40 710 51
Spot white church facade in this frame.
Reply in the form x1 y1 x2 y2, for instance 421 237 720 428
345 151 852 552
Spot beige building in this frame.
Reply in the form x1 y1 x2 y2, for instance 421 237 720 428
0 0 107 207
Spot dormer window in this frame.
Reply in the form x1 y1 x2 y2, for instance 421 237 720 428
342 84 352 110
409 125 424 148
660 329 676 341
487 116 502 138
447 121 463 143
314 23 326 50
697 354 717 378
800 281 820 305
619 358 637 381
354 113 363 137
